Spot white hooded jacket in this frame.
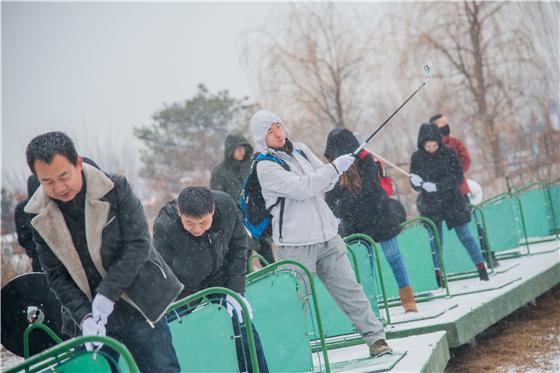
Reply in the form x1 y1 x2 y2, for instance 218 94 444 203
249 110 340 246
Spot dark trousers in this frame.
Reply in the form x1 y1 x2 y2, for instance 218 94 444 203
102 316 180 373
257 238 275 265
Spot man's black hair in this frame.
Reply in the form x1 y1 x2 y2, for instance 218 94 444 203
177 187 215 217
27 175 40 197
429 113 443 123
26 132 79 174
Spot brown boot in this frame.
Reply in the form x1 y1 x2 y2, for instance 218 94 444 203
369 339 393 358
399 286 418 313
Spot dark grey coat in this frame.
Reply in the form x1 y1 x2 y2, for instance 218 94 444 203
153 191 248 300
26 164 183 335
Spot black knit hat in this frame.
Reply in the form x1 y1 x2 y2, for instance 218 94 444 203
324 128 359 161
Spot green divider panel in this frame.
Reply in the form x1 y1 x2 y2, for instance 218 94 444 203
516 186 555 237
441 220 480 275
311 244 383 339
53 351 113 372
245 271 314 372
169 303 239 372
346 242 382 320
393 225 439 296
480 197 525 252
313 279 356 338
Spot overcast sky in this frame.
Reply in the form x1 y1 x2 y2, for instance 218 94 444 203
2 2 286 191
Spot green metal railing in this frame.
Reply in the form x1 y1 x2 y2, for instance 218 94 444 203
7 330 138 373
167 286 259 373
400 217 450 297
344 234 391 324
246 260 331 372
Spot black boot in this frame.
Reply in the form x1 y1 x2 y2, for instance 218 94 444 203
477 267 489 281
435 271 444 288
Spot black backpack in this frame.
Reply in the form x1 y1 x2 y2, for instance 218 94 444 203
240 150 307 241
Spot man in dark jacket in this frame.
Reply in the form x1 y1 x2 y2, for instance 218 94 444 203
25 132 182 372
14 175 41 272
153 186 268 372
409 124 489 283
210 133 275 264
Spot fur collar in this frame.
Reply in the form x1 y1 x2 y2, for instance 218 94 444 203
25 163 115 301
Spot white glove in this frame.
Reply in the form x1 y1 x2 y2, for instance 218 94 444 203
225 294 253 323
422 182 437 193
332 154 355 173
410 173 423 187
92 294 115 326
82 316 106 351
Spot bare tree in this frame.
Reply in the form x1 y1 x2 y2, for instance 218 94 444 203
244 3 381 150
401 1 554 177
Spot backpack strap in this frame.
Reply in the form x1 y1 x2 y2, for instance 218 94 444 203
253 153 290 242
295 148 308 161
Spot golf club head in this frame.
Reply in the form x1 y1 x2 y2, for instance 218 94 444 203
423 64 432 80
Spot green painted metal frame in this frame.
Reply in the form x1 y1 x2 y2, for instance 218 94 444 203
247 253 271 273
443 205 497 281
546 178 560 234
23 323 64 359
513 182 559 243
479 192 531 257
167 286 260 373
7 328 138 373
344 234 391 324
246 260 331 372
399 217 451 298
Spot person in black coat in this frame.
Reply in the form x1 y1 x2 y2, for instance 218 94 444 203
14 175 41 272
324 128 417 313
409 123 489 283
154 186 268 373
25 132 183 372
210 132 275 264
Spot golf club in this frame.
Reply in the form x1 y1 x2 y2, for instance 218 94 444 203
354 64 433 156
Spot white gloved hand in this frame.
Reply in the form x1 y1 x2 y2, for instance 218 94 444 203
332 154 355 173
82 316 106 351
422 182 437 193
92 294 115 326
225 294 253 323
409 173 423 187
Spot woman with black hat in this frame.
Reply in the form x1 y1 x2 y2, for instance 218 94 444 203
324 128 417 313
409 123 489 285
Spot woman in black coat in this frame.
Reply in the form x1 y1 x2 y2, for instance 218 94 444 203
409 123 489 283
324 128 417 313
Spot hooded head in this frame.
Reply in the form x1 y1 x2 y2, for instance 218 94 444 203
324 128 359 161
417 123 443 153
249 110 290 153
223 133 253 163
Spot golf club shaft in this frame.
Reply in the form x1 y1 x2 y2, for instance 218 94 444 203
354 74 431 156
366 147 410 177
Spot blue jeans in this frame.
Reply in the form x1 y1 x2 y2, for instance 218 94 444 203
167 297 269 373
379 237 410 288
102 316 180 373
428 222 485 271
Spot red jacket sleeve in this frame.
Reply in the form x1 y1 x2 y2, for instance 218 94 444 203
456 139 471 173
